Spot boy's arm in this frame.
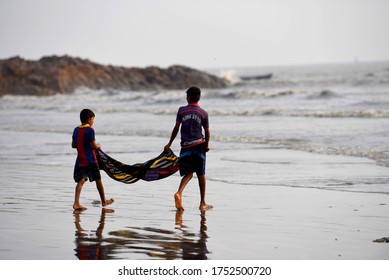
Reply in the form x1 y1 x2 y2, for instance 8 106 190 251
90 140 101 150
164 122 180 152
72 140 77 149
204 128 210 152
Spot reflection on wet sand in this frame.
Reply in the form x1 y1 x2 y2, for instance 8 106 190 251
175 211 209 260
74 208 116 260
73 209 209 260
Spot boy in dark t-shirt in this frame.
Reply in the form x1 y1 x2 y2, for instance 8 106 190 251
72 109 114 210
164 87 213 211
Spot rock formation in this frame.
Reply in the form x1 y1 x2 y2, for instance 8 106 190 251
0 56 227 96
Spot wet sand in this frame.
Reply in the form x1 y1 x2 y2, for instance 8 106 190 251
0 131 389 260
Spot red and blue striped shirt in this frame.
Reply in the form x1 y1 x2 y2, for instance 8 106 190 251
72 124 98 167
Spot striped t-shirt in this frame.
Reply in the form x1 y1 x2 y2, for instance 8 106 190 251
72 124 98 167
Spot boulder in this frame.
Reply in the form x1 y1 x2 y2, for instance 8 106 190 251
0 55 227 95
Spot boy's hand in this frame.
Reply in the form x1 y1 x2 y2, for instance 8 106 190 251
90 140 101 150
164 144 171 152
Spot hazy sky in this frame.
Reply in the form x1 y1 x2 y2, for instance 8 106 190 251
1 0 388 68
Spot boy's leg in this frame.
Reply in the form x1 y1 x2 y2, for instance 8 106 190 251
95 179 114 207
73 178 87 210
198 175 213 211
175 173 193 211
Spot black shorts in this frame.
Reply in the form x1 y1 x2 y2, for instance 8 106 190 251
73 164 101 183
179 144 206 176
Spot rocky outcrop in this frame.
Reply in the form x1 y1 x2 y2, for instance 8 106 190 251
0 56 227 96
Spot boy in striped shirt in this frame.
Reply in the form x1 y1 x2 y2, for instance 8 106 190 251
72 109 114 210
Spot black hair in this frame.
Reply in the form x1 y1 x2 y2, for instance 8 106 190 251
80 109 95 123
186 86 201 102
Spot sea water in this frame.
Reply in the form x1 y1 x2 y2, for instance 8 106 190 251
0 61 389 259
1 61 388 190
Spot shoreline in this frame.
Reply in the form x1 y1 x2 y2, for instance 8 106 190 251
0 132 388 259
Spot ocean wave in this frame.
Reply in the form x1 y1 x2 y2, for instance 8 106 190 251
2 121 388 168
206 89 296 99
206 109 389 118
4 103 387 119
212 134 389 168
306 89 338 99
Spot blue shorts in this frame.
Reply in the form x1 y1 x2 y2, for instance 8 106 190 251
179 144 206 176
74 164 101 182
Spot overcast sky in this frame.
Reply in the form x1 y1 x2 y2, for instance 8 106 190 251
1 0 388 68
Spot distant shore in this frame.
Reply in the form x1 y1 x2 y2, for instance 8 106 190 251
0 55 228 96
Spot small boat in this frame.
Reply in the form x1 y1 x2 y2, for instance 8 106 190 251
240 73 272 81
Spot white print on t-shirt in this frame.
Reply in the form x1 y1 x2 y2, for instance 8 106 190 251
182 113 201 124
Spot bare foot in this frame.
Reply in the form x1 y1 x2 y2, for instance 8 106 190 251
73 203 87 211
102 198 114 207
199 203 213 211
174 193 184 211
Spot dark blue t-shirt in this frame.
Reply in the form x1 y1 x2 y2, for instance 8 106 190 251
176 103 209 148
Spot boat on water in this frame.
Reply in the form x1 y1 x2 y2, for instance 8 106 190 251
240 73 272 81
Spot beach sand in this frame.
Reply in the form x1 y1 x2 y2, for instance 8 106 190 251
0 131 388 260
